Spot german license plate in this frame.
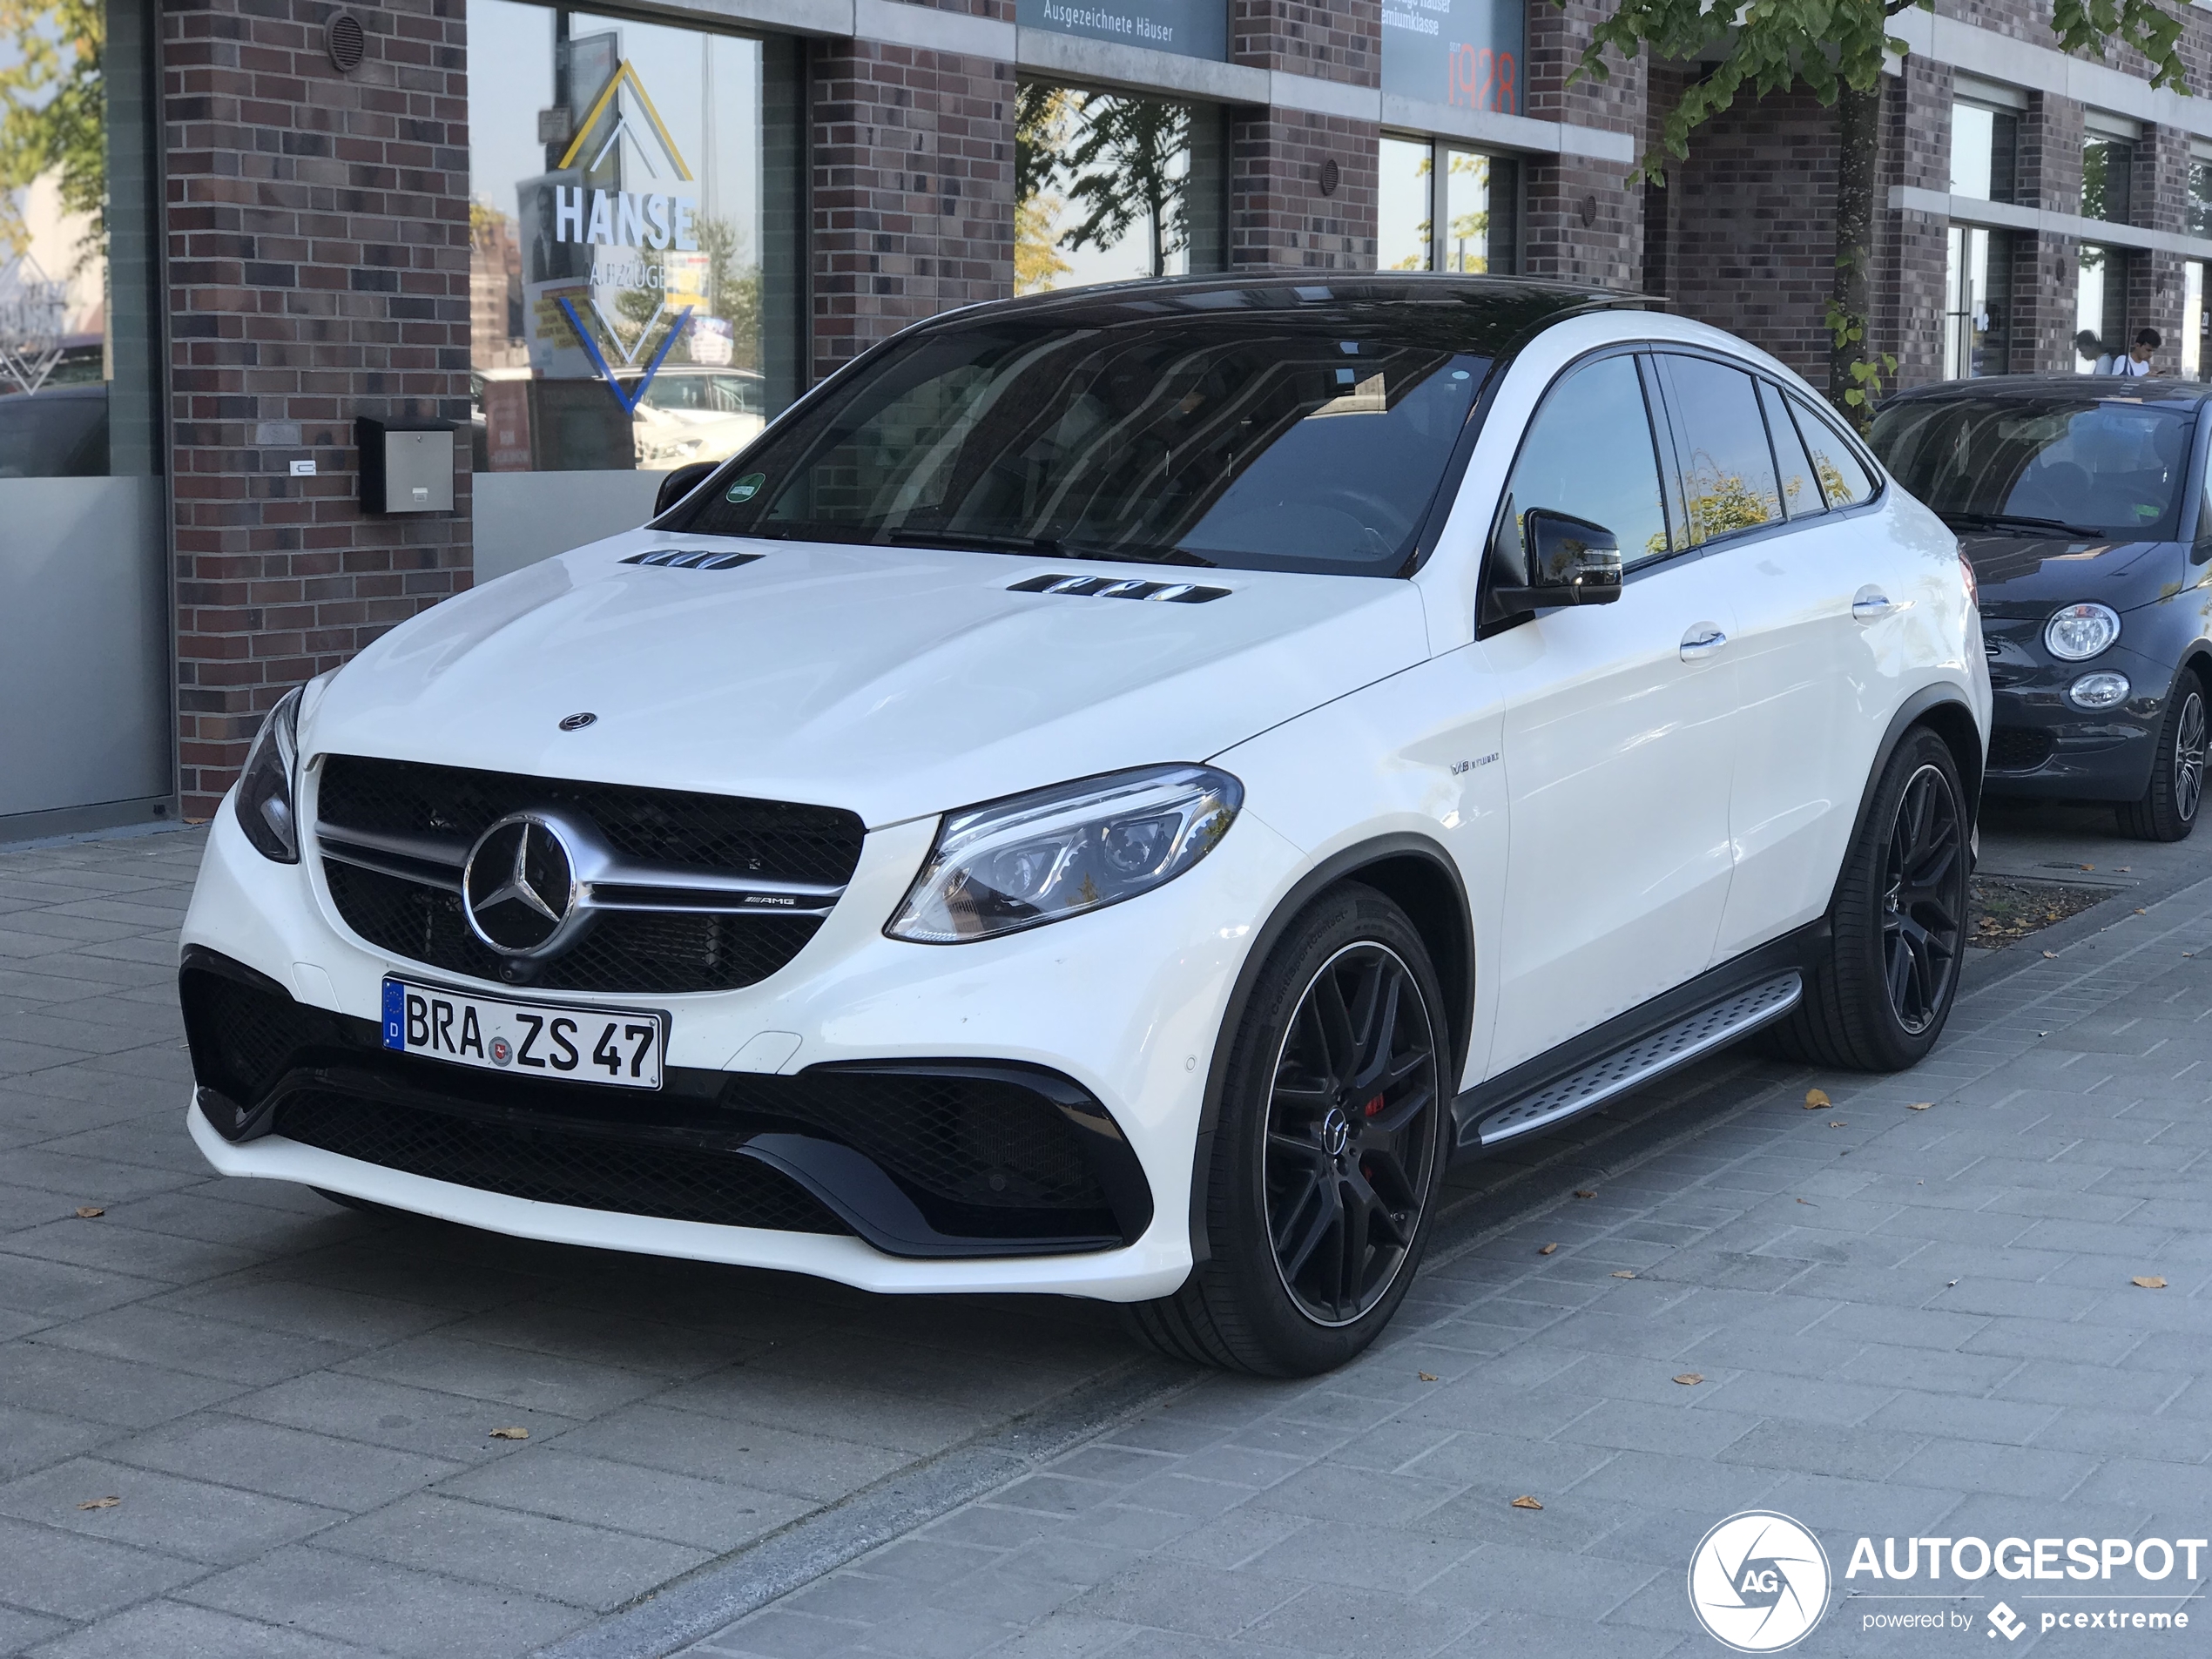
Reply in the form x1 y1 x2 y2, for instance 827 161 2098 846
381 978 665 1089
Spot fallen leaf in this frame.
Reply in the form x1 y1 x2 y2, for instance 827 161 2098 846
489 1426 529 1440
2042 950 2059 959
1510 1494 1543 1510
1828 1120 1846 1128
1804 1089 1831 1109
1418 1372 1439 1382
1908 1103 1932 1111
77 1495 119 1510
2135 908 2148 915
1796 1197 1816 1205
1946 1279 1959 1288
1538 1242 1559 1256
2132 1276 2168 1290
72 1206 103 1219
1674 1373 1703 1386
2119 866 2132 873
2081 864 2095 872
1574 1190 1596 1199
1611 1270 1637 1278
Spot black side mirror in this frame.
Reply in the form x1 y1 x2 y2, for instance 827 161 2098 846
651 460 719 522
1489 509 1624 612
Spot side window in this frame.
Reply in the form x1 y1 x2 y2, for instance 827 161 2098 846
1497 353 1674 577
1759 381 1826 521
1788 393 1879 509
1659 354 1782 544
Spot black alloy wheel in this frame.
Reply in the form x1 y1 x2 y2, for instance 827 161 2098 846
1262 942 1440 1326
1763 727 1972 1072
1880 762 1967 1035
2118 675 2206 842
1124 884 1451 1375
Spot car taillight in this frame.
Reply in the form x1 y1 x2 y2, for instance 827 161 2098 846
1958 546 1979 607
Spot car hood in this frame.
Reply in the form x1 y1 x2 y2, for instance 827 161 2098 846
302 533 1432 827
1961 532 2184 618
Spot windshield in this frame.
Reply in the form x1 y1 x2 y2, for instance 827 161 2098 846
1870 395 2195 540
671 315 1498 574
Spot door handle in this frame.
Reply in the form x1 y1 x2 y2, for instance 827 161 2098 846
1852 587 1900 621
1679 624 1728 661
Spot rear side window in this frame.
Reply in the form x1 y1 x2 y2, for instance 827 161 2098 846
1497 353 1674 574
1758 381 1825 520
1658 354 1783 544
1790 394 1878 509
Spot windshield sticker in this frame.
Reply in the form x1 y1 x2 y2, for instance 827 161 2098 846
726 472 766 502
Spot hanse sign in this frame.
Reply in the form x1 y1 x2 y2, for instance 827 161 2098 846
1381 0 1525 115
1016 0 1227 62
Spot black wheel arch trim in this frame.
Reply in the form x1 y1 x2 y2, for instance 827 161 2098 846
1829 684 1985 920
1184 832 1476 1269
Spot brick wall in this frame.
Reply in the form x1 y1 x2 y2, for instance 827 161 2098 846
163 0 471 819
1881 57 1951 388
1521 0 1640 288
809 19 1016 383
1229 0 1379 268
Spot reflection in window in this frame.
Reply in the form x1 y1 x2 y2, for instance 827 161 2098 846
0 0 159 480
1502 355 1671 570
1379 134 1433 271
2187 261 2205 381
467 0 786 473
2192 156 2212 239
1790 395 1875 510
1943 226 2010 380
2077 243 2118 373
1015 84 1223 294
1441 152 1504 273
1757 381 1822 520
2081 132 2134 225
1949 103 2016 203
1660 354 1781 544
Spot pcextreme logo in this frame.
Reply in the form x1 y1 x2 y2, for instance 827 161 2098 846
1689 1511 1832 1652
547 57 698 413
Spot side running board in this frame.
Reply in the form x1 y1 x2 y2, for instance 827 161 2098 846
1471 971 1803 1148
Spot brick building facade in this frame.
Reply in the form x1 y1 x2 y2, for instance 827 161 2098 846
7 0 2212 836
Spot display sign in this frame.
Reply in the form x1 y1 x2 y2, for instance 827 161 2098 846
1017 0 1227 63
1381 0 1524 115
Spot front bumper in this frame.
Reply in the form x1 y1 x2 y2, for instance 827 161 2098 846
1979 631 2168 802
179 785 1305 1300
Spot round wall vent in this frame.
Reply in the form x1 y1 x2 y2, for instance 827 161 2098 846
1318 158 1340 198
326 11 365 73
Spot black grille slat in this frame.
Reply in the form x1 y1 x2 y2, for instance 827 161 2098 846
1988 729 2054 772
273 1091 850 1233
314 756 862 994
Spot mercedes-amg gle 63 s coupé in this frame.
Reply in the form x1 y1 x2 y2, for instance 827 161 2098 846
180 276 1990 1375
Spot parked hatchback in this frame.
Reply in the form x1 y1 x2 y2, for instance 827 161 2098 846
1871 376 2209 840
180 277 1988 1376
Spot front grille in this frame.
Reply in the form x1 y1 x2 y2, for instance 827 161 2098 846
179 952 1148 1254
1988 728 2054 772
314 755 865 994
273 1091 850 1233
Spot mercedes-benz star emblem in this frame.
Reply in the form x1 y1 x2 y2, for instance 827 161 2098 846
559 711 597 731
462 814 578 954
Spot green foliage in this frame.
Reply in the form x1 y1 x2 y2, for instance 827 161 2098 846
1566 0 2188 185
0 0 104 264
1060 93 1189 279
1825 297 1898 413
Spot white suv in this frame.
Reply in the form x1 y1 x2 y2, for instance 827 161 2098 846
180 276 1989 1376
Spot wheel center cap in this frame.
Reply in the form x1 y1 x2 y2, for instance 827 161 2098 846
1320 1108 1352 1157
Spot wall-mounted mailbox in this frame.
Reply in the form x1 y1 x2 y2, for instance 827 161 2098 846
357 417 455 515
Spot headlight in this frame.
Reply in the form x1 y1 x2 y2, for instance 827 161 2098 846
2068 671 2131 710
887 765 1242 944
2045 602 2121 661
233 686 302 863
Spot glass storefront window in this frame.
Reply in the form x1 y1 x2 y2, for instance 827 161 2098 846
2186 261 2205 381
2081 131 2134 225
2191 155 2212 239
1379 134 1433 271
0 0 159 479
2077 243 2117 374
1948 102 2015 203
1942 226 2009 380
1378 133 1516 275
1015 84 1224 293
467 0 793 473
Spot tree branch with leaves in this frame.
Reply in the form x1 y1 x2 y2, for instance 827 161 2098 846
1565 0 2189 424
0 0 104 266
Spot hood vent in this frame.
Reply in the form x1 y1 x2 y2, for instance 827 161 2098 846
1009 573 1229 604
623 549 764 570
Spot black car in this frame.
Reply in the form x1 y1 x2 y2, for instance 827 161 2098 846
1871 375 2209 840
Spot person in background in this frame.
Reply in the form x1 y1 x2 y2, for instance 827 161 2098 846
2077 330 2110 372
2120 327 2161 377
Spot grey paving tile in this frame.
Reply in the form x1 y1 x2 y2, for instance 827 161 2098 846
18 1596 375 1658
433 1446 813 1550
223 1370 586 1463
0 1402 109 1480
24 1305 358 1386
110 1413 464 1510
0 1512 206 1618
1067 1558 1306 1638
178 1543 588 1658
0 1605 69 1659
0 1456 345 1564
0 1340 246 1427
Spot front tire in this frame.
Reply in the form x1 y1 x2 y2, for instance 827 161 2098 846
2116 672 2205 842
1126 885 1451 1376
1767 728 1970 1072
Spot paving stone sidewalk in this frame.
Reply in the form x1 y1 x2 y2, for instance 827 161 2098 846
679 862 2212 1657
